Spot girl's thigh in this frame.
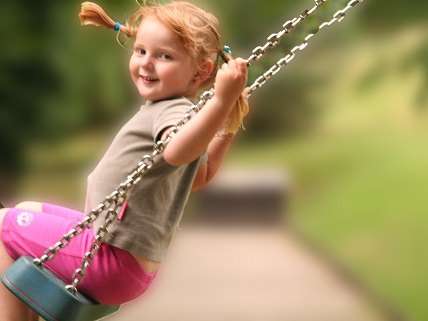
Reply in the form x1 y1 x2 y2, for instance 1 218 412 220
0 208 7 224
0 207 101 298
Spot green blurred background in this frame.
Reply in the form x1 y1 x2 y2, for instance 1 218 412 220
1 1 428 320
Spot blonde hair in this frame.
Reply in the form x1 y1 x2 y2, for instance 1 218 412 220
79 1 248 134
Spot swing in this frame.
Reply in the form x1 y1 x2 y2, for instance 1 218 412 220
1 0 364 320
2 257 119 321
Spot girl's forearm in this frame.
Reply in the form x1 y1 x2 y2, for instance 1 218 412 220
205 133 235 181
191 133 235 191
163 96 234 166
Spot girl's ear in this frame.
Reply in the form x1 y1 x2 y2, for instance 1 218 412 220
193 59 215 83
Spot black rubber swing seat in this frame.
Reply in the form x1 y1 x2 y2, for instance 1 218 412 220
1 256 120 321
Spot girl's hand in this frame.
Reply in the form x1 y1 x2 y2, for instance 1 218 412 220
213 58 248 109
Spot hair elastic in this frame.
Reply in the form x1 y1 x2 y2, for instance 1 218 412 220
114 22 122 32
218 44 232 63
223 45 232 54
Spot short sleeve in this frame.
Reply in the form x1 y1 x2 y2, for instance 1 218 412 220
152 97 194 142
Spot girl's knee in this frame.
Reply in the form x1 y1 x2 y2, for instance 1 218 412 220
0 208 9 229
0 208 8 218
14 201 42 212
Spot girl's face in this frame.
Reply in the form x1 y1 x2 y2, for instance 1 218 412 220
129 17 198 102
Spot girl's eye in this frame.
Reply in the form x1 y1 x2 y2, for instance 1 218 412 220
135 48 146 56
159 53 172 60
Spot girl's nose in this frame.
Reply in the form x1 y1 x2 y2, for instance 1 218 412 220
140 54 154 69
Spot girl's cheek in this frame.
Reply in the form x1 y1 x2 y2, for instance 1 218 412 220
129 56 135 72
130 53 140 65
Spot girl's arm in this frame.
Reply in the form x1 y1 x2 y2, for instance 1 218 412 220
160 127 236 191
163 58 248 167
191 132 235 191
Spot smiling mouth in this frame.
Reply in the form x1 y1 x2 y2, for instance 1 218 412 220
140 75 159 83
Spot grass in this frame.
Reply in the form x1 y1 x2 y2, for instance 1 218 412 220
231 130 428 321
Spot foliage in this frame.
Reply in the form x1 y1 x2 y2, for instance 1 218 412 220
1 0 428 175
0 0 364 176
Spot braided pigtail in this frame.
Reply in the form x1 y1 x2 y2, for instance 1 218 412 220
219 46 250 135
79 2 134 37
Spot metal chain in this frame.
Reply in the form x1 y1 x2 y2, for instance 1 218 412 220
247 0 364 97
246 0 328 65
33 0 364 294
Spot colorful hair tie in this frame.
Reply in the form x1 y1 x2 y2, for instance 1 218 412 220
114 22 122 32
223 45 232 54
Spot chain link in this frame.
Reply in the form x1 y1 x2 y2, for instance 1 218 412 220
34 0 364 294
247 0 328 65
247 0 364 97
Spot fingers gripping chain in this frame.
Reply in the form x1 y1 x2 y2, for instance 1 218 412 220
35 0 365 292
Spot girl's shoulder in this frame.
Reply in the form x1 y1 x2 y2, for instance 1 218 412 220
146 96 194 109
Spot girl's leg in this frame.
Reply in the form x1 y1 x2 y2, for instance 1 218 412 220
10 207 42 320
1 203 82 321
13 201 78 321
0 208 32 321
2 205 155 307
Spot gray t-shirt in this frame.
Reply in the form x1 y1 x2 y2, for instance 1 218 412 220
85 97 204 262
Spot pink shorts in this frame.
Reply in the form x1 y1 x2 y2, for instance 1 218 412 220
1 203 157 305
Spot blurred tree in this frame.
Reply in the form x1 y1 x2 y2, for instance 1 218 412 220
400 36 428 110
0 1 63 197
358 0 428 109
361 1 428 31
0 0 137 195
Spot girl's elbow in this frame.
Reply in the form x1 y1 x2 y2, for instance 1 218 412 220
164 145 204 167
164 150 199 167
163 147 184 167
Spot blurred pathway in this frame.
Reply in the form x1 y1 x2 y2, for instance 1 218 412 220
106 226 387 321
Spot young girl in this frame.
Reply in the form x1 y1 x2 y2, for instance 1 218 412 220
0 1 249 320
